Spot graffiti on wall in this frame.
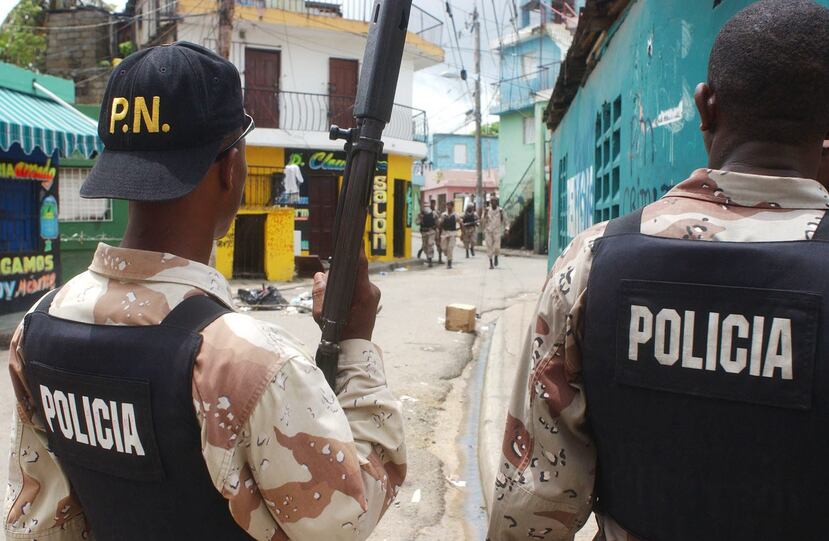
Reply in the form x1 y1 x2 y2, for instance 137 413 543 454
371 176 388 256
566 166 594 238
0 255 56 304
0 144 61 314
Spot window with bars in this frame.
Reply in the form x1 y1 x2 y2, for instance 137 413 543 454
593 96 622 223
557 153 568 255
59 168 112 222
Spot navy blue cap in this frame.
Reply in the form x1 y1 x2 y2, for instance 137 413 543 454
81 42 249 201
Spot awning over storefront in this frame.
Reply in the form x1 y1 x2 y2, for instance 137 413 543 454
0 87 102 159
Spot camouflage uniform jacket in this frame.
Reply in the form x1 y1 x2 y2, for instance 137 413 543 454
4 244 405 541
486 169 829 541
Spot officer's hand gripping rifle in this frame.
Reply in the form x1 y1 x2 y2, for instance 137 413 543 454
315 0 412 389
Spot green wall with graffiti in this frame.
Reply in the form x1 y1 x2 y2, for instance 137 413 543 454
547 0 829 266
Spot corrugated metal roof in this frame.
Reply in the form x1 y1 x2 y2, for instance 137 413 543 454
544 0 632 131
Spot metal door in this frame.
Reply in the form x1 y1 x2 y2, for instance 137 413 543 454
328 58 358 129
232 214 266 279
308 175 338 260
244 48 280 129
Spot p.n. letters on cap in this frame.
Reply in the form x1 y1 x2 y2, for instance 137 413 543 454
109 96 171 134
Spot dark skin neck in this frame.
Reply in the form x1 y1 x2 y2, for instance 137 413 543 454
120 145 245 265
708 140 822 180
121 199 215 264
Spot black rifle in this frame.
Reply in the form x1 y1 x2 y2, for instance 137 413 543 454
315 0 412 389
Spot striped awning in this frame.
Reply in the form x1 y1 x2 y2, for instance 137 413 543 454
0 87 103 159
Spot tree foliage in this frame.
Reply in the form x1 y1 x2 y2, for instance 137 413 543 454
481 122 499 136
0 0 48 71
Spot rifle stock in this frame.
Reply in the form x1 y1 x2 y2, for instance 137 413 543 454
315 0 413 389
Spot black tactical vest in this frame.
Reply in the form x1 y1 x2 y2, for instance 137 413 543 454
442 214 458 231
421 210 436 229
22 292 253 541
463 212 477 226
582 208 829 541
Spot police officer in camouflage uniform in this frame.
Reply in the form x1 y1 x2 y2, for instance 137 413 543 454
417 199 440 267
439 201 461 269
489 2 829 540
461 203 479 258
4 42 406 541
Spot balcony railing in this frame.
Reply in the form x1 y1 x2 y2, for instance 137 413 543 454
244 89 429 142
495 62 561 114
236 0 443 45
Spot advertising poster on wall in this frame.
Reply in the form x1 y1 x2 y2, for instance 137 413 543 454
285 149 388 256
0 143 61 314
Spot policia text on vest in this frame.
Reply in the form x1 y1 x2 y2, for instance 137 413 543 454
617 280 817 410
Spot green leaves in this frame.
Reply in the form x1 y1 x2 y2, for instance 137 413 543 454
0 0 47 71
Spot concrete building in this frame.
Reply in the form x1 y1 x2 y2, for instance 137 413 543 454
420 133 498 212
131 0 444 280
493 0 580 253
544 0 829 266
44 3 132 104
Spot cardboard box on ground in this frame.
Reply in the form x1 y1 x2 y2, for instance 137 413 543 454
445 304 476 333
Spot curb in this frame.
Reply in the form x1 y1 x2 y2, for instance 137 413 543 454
477 301 537 514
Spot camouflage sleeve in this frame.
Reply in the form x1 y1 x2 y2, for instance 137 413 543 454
192 313 405 541
4 323 90 540
486 223 607 540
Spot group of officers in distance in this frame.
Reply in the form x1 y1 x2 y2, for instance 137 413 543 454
416 197 508 270
4 1 829 540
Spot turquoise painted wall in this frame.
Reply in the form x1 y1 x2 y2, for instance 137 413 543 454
547 0 829 266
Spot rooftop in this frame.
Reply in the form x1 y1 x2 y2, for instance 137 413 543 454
544 0 631 131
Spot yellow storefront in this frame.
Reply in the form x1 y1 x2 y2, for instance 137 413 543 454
215 146 296 282
215 145 414 282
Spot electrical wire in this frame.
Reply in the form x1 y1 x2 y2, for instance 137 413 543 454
2 0 188 31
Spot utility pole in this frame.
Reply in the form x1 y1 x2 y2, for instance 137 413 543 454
218 0 234 59
473 4 483 228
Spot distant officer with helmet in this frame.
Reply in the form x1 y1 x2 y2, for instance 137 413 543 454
4 42 405 541
488 1 829 540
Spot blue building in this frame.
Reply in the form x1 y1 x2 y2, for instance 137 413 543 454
494 0 583 252
545 0 829 265
421 133 499 211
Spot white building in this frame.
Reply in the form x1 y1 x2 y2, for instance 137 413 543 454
129 0 444 273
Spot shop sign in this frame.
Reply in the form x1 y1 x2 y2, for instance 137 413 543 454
0 253 57 310
286 149 388 174
371 176 388 256
0 158 57 184
0 144 61 314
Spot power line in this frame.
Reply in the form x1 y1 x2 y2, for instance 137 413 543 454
444 1 467 80
2 0 183 31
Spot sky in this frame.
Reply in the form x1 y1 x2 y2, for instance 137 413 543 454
0 0 519 134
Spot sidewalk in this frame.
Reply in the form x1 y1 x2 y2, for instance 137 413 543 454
477 300 599 539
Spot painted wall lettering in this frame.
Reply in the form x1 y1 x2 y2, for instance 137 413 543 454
371 176 388 256
566 166 594 238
